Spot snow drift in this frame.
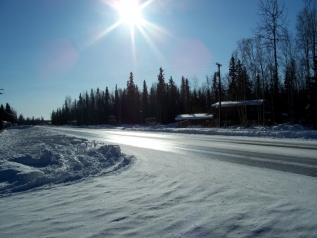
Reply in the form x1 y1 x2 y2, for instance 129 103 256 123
0 126 134 195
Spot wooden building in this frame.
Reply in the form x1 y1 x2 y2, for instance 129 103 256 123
211 99 271 126
175 113 213 128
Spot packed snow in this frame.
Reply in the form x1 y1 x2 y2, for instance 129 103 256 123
0 126 134 195
0 124 317 237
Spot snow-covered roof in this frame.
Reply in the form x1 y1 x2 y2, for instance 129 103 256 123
212 99 265 108
175 113 213 121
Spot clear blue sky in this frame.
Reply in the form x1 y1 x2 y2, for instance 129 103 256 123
0 0 304 120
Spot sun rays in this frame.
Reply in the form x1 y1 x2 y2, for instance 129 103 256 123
93 0 170 66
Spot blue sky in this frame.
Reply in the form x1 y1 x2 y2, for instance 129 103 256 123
0 0 304 120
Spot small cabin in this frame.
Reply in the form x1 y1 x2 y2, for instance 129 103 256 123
211 99 271 126
1 121 12 129
175 113 213 128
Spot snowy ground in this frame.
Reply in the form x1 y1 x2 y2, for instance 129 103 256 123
115 123 317 140
0 126 134 195
0 124 317 237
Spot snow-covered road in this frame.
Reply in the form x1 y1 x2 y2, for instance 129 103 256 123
1 126 317 237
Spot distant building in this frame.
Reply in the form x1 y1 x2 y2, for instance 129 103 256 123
175 113 213 128
211 99 271 126
1 121 12 129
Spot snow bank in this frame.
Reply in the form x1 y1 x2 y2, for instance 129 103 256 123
60 122 317 140
119 123 317 140
52 123 317 140
0 127 134 195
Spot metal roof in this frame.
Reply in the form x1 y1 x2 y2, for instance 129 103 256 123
212 99 265 108
175 113 213 121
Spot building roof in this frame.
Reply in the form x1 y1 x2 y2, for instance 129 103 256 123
175 113 213 121
212 99 265 108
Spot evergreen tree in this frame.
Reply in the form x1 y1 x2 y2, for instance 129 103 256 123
95 88 101 124
105 87 110 124
198 88 207 113
168 76 178 122
141 80 149 122
78 93 84 125
135 85 141 124
18 114 24 126
185 78 191 113
114 85 120 124
149 84 157 119
228 55 238 100
157 67 166 123
211 72 218 103
85 91 89 125
0 104 4 130
206 87 212 113
191 88 198 113
283 58 296 122
126 72 137 123
90 89 96 125
180 76 186 113
121 89 128 123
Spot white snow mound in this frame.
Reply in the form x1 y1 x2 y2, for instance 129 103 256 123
0 127 134 194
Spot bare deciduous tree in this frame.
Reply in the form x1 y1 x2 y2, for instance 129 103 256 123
254 0 288 122
296 0 317 78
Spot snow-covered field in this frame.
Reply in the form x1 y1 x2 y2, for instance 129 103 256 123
1 124 317 237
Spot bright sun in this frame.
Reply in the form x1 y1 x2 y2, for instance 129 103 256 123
116 0 144 26
96 0 167 64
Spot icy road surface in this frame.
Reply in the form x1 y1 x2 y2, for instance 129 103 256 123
1 126 317 237
51 127 317 177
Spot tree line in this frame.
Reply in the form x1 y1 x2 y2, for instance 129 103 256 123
51 69 213 125
0 102 46 130
48 0 315 128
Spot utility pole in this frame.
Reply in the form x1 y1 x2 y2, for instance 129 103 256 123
216 63 222 127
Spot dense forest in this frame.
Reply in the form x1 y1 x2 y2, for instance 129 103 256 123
50 0 317 128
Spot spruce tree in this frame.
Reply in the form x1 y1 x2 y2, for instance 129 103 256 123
149 84 157 120
142 80 149 122
127 72 136 123
180 76 186 113
157 67 166 123
105 87 110 124
168 76 178 122
228 55 238 101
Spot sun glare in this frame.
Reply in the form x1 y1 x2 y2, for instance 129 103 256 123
94 0 169 66
116 0 144 26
